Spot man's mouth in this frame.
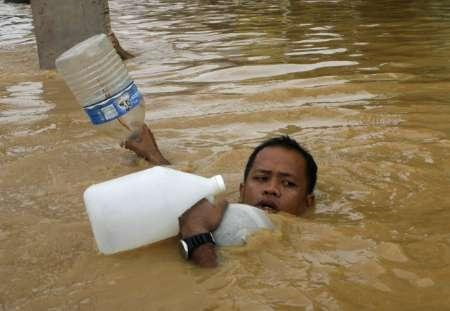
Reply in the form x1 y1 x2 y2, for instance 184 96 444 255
255 200 279 213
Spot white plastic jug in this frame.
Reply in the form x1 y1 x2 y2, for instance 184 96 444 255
83 166 226 254
55 33 145 140
214 203 273 246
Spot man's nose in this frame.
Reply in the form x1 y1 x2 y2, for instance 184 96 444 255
262 180 280 197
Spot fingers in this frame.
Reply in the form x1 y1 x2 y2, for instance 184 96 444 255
139 124 148 138
188 198 227 214
215 198 229 211
123 138 137 152
207 199 227 231
128 128 142 142
142 124 152 139
121 125 147 151
178 197 228 236
212 198 228 219
195 198 215 210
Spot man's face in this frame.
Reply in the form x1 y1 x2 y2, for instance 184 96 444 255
239 146 315 215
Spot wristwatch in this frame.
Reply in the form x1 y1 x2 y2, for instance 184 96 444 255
179 232 216 259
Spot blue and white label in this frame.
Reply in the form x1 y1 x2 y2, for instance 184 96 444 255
84 81 142 125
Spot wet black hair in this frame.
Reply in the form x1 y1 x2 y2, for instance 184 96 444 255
243 136 318 194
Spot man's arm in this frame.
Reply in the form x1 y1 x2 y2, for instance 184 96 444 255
178 198 228 267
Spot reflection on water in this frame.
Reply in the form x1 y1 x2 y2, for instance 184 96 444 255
1 0 450 310
0 81 54 124
0 2 34 47
183 61 358 82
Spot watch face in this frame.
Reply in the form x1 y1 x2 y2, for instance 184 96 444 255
209 232 216 244
178 239 189 259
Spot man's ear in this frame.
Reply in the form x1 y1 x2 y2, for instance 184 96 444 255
306 193 315 209
239 182 245 202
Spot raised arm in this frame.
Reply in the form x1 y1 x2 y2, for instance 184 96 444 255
178 198 228 267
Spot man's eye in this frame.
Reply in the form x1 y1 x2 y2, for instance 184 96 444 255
254 175 268 182
282 180 297 187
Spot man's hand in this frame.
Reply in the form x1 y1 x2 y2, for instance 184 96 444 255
121 124 170 165
178 198 228 267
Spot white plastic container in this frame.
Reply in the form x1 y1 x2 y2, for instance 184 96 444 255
214 203 273 246
83 166 226 254
55 33 144 140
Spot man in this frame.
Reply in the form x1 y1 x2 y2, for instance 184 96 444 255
125 126 318 267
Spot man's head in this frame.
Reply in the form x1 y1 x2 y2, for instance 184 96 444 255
239 136 317 215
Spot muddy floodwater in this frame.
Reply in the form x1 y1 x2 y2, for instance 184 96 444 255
1 0 449 310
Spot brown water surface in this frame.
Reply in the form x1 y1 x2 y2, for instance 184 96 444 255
1 0 449 310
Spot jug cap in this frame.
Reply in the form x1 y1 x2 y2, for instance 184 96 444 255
211 175 226 194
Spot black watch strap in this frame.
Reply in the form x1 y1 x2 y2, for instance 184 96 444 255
183 232 216 259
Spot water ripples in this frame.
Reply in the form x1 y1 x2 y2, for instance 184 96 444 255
1 1 450 309
0 81 54 124
0 2 34 47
